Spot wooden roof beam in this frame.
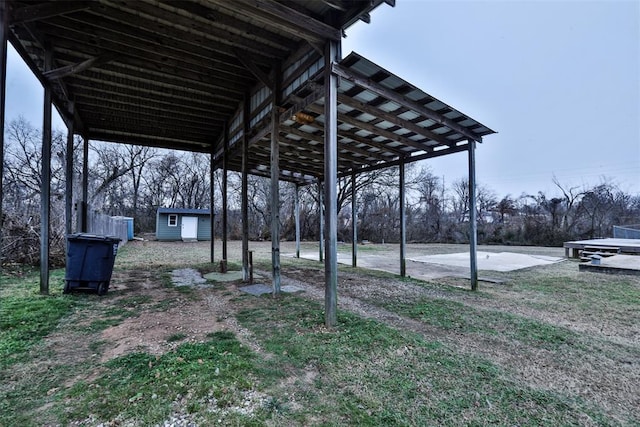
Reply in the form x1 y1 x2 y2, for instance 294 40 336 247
155 0 296 51
208 0 335 48
280 85 325 124
99 0 287 61
89 128 210 148
44 53 113 81
74 94 228 122
10 1 90 24
37 19 255 81
332 63 483 142
234 0 341 41
69 79 232 113
234 49 274 88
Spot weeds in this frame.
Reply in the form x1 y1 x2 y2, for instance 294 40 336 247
235 295 611 426
166 333 187 343
0 270 76 370
59 332 275 425
1 242 638 426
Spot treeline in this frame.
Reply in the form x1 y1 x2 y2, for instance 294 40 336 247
2 117 639 265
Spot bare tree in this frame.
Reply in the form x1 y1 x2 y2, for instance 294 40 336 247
2 117 68 265
552 176 584 234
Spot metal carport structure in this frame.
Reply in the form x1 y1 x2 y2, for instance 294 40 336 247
0 0 494 327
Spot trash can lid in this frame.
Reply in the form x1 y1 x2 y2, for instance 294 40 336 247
67 233 122 242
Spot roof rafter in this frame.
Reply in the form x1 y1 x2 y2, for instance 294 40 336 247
97 0 288 62
340 144 469 178
234 49 274 88
336 93 448 147
10 1 90 24
332 63 483 142
280 124 391 162
44 53 113 81
235 0 341 41
305 103 430 152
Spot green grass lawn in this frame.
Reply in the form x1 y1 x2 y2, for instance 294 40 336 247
1 241 638 426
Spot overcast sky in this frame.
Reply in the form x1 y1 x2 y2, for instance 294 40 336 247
4 0 639 199
344 0 640 198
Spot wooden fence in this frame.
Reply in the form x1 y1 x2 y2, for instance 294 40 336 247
87 209 129 245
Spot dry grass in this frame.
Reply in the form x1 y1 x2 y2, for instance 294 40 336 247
2 239 638 426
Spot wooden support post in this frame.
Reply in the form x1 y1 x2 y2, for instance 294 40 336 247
222 123 228 262
242 94 250 281
318 181 324 262
40 46 53 294
80 134 89 232
64 102 75 237
0 0 8 268
295 183 300 258
270 63 281 296
324 38 340 327
399 158 406 277
210 145 215 264
351 172 357 268
248 250 254 285
468 140 478 290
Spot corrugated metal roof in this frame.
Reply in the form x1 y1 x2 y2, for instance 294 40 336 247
7 1 493 184
7 0 390 153
230 51 495 181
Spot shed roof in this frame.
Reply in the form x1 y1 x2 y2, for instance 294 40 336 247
157 208 211 216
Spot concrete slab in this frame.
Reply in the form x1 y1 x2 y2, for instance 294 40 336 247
171 268 207 287
579 254 640 276
289 249 563 278
409 252 564 272
295 251 381 268
203 271 244 282
239 283 304 296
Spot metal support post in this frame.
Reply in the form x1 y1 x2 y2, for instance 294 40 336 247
40 46 53 294
351 172 357 268
242 94 250 281
318 181 324 262
80 134 89 232
65 102 75 237
0 1 8 268
324 38 340 327
270 63 281 295
399 158 406 277
210 146 215 263
222 124 228 262
295 184 300 258
468 139 478 290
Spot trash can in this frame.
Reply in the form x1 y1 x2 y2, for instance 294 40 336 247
64 234 121 295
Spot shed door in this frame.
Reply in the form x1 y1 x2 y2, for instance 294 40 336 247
181 216 198 240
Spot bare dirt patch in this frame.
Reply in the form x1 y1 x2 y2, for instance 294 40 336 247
98 271 263 362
